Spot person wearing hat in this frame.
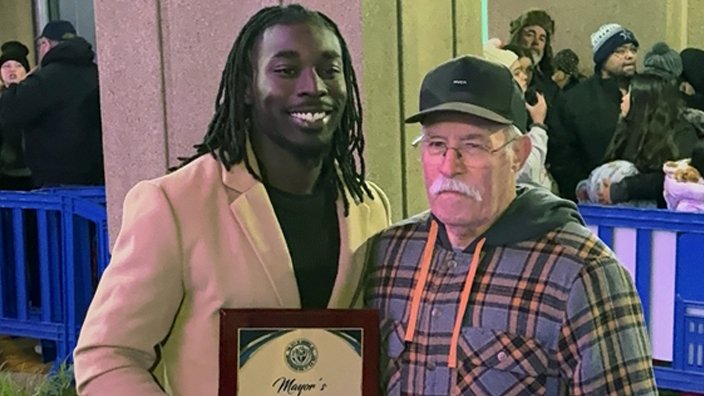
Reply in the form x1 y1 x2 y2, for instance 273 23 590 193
483 39 553 190
680 48 704 112
551 48 583 92
0 41 31 87
643 42 683 82
550 23 639 200
362 54 656 396
0 20 104 187
0 41 32 190
508 9 561 110
508 9 554 80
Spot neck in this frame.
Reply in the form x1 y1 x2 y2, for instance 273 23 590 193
445 224 490 250
250 133 328 195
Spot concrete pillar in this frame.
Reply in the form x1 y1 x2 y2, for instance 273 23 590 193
665 0 688 51
687 0 704 47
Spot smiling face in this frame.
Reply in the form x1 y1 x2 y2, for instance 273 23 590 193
248 21 347 159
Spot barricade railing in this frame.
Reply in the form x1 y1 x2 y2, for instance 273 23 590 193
0 187 109 365
580 204 704 393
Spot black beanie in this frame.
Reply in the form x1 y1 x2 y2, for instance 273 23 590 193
0 41 30 73
681 48 704 94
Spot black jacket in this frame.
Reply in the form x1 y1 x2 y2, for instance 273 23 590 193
610 116 700 208
550 75 622 200
0 37 104 186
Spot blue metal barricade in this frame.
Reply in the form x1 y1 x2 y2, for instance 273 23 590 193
0 187 109 365
580 204 704 393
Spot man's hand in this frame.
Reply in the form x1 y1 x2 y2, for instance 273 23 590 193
526 92 547 124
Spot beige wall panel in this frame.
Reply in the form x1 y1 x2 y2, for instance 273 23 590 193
401 0 455 217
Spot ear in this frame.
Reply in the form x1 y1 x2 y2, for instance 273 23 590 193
511 134 532 173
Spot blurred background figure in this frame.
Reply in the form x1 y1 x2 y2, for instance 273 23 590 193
552 48 583 92
0 40 32 190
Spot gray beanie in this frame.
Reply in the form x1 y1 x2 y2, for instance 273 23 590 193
643 42 683 79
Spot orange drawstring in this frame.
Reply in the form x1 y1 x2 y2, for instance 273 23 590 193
404 219 486 370
405 221 438 342
448 237 485 368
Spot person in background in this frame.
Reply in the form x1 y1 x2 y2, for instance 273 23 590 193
500 43 534 93
0 41 32 190
597 73 698 207
643 42 682 82
0 20 104 187
484 40 552 189
642 42 704 137
551 23 639 200
507 8 560 108
680 48 704 112
551 48 583 92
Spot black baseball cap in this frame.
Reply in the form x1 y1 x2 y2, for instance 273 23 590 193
406 55 527 134
38 20 77 41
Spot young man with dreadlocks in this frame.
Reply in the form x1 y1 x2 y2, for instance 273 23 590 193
74 4 390 396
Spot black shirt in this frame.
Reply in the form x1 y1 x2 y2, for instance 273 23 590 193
266 176 340 309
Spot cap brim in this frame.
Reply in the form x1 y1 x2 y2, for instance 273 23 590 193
405 102 513 125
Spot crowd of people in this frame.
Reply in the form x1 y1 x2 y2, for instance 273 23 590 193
0 20 104 190
484 9 704 212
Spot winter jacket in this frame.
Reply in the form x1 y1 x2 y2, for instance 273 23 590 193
0 37 103 186
550 75 622 200
610 114 700 207
0 89 30 181
364 186 656 395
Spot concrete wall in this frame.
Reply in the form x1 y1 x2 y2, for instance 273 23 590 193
0 0 37 67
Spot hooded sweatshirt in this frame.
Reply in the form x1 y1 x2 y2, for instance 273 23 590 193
0 37 104 186
365 186 656 396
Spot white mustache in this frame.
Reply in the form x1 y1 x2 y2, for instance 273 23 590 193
429 176 482 201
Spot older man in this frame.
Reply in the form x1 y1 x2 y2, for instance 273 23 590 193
363 55 656 395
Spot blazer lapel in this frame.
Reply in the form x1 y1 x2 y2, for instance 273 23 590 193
223 156 301 308
327 190 371 308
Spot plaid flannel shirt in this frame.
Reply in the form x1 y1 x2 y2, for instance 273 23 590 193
365 212 657 396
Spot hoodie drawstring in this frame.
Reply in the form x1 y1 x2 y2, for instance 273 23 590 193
404 221 438 343
449 237 485 368
404 220 486 369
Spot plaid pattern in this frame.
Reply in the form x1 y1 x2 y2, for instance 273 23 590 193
365 212 657 396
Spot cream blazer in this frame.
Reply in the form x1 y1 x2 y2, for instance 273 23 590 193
74 154 391 396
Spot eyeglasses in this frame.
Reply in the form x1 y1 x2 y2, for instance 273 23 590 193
420 136 517 167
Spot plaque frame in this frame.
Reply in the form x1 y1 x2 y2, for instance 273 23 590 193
219 309 379 396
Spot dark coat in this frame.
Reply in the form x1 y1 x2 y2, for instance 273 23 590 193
0 37 103 186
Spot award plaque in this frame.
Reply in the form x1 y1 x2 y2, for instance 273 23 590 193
219 309 379 396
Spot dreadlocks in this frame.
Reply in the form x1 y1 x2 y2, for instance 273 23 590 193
173 4 372 215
